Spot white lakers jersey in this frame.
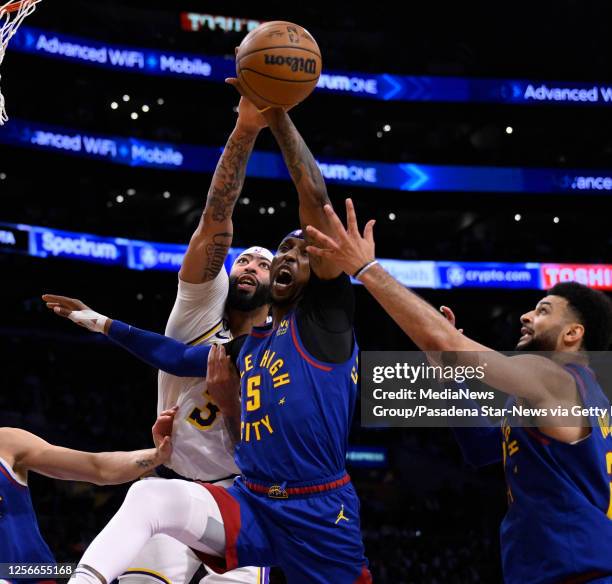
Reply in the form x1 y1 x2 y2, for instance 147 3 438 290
158 269 240 480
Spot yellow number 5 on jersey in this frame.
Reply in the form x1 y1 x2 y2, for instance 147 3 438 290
246 375 261 412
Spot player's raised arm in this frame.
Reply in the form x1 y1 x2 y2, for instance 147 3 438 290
226 79 340 280
304 199 576 405
264 108 341 280
0 408 175 486
42 294 210 377
179 96 267 284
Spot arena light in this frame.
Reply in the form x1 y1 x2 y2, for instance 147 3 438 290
388 212 396 220
383 124 391 132
130 112 138 120
506 126 514 134
163 191 171 199
122 94 130 102
110 102 119 110
142 105 150 113
116 195 124 203
553 216 560 223
514 214 522 221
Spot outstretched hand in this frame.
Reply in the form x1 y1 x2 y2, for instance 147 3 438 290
42 294 109 334
226 76 270 113
151 406 178 463
233 93 268 134
226 74 296 118
305 198 376 276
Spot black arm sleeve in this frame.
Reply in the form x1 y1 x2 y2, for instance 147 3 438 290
295 272 355 363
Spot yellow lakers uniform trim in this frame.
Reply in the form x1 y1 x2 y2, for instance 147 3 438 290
187 320 225 347
124 568 172 584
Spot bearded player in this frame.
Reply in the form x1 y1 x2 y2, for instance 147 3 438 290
46 90 371 583
44 96 272 584
305 199 612 584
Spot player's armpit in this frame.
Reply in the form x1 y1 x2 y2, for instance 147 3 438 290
0 427 35 474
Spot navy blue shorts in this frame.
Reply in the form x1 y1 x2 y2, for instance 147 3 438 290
195 475 372 584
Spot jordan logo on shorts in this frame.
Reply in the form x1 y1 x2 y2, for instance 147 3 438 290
335 504 349 524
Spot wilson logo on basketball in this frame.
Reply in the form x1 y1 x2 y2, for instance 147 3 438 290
263 54 318 74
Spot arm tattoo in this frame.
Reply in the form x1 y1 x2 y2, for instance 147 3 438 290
203 231 232 280
135 458 155 469
268 114 329 206
206 131 257 223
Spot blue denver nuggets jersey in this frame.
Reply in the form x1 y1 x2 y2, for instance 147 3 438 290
0 456 55 565
235 311 359 484
501 364 612 584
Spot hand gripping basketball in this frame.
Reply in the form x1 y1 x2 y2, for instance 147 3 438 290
234 21 322 109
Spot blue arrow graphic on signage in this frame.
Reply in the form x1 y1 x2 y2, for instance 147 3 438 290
405 76 426 100
400 164 429 190
381 74 403 101
146 55 158 69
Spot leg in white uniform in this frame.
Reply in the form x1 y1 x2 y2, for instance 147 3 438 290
69 480 225 584
117 478 262 584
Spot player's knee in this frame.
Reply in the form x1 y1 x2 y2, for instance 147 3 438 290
123 479 173 519
124 479 195 527
124 479 157 504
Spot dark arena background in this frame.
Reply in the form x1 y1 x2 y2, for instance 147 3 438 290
1 1 612 582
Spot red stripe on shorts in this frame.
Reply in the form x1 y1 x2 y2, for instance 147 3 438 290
192 482 241 573
354 565 373 583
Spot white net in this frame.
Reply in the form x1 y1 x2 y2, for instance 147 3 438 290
0 0 41 125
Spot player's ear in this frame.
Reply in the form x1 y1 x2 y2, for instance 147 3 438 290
564 323 584 346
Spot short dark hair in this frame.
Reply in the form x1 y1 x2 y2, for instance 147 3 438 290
548 282 612 350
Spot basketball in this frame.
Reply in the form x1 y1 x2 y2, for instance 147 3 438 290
236 21 322 108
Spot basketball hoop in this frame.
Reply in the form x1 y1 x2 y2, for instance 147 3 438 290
0 0 41 125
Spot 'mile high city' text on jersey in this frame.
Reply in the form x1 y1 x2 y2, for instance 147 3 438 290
235 311 359 485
